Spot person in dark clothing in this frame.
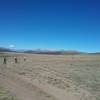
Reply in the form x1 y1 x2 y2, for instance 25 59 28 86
14 57 18 63
3 57 7 64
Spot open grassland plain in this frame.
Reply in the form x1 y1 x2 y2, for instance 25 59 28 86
0 52 100 100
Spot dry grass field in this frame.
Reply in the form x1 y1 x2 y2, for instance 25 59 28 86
0 52 100 100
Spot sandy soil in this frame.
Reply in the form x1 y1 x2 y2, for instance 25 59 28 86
0 53 100 100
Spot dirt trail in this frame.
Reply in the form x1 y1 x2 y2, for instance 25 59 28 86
0 65 56 100
22 76 79 100
0 64 80 100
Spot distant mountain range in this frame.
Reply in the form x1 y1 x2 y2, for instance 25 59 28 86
22 49 85 55
89 52 100 55
0 47 13 52
0 47 100 55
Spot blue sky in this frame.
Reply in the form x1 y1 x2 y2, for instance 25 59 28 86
0 0 100 52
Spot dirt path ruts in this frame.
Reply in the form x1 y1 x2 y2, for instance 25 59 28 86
0 65 56 100
0 64 80 100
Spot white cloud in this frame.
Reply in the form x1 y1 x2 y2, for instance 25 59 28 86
9 44 15 48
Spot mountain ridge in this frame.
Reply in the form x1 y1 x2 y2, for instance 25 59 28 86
0 47 99 55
